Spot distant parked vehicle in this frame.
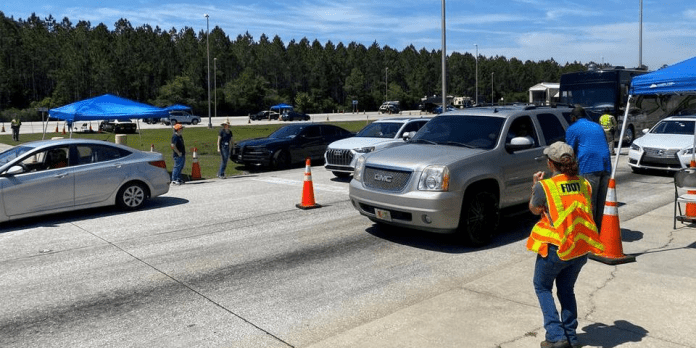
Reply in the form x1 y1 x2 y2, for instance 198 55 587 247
281 111 311 121
99 119 137 134
163 110 201 125
379 101 400 114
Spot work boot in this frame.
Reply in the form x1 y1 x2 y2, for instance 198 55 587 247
540 340 571 348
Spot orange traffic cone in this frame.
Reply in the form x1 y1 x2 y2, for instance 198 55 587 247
190 147 201 180
686 160 696 219
589 178 636 265
1 123 4 132
62 124 66 134
296 158 321 210
55 122 59 133
150 144 155 152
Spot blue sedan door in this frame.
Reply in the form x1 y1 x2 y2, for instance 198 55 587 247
1 146 75 216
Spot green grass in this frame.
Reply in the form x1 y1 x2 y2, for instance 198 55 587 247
0 121 370 179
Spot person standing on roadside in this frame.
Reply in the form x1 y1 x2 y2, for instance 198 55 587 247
217 121 233 179
170 123 186 185
599 109 618 155
566 106 612 232
528 141 604 348
10 114 21 142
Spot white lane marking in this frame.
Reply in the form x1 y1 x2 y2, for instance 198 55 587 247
250 177 349 194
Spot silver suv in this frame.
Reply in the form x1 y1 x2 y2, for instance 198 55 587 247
349 105 573 246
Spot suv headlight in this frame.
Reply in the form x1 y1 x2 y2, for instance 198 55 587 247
355 146 375 153
354 155 366 181
630 143 641 151
418 165 450 191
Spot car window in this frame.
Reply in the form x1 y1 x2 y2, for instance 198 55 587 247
537 113 567 145
17 146 70 172
506 116 539 147
652 120 695 134
0 145 34 167
304 126 321 138
402 120 427 133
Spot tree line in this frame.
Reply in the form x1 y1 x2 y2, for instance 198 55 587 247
0 12 590 121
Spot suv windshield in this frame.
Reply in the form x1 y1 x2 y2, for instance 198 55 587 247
269 126 307 138
356 122 402 138
410 115 504 149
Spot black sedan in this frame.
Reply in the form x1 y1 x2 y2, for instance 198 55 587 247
250 110 280 121
98 119 137 133
281 111 311 121
233 124 354 169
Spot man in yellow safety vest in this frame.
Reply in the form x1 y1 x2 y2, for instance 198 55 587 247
599 111 617 155
528 141 604 348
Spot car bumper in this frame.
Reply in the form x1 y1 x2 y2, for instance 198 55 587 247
628 148 689 171
348 179 462 233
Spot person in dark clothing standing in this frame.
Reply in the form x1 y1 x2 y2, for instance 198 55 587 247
565 106 612 232
170 123 186 185
10 115 21 141
217 121 233 179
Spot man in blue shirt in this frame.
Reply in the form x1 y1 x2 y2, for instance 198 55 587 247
566 106 612 232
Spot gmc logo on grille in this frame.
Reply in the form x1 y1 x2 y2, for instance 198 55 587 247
374 174 393 183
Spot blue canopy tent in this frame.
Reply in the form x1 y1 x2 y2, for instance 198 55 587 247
164 104 192 111
270 103 294 112
48 94 169 140
611 56 696 177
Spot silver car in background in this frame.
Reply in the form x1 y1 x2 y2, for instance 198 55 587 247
0 139 170 222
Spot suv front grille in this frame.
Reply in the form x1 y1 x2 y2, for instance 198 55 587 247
326 149 354 166
363 166 412 192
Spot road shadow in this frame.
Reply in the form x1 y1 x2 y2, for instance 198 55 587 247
620 228 644 242
0 196 188 234
364 204 536 254
579 320 648 347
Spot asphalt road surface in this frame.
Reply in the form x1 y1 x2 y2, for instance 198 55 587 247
0 153 674 348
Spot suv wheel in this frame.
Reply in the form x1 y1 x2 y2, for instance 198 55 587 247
272 150 290 170
458 190 499 246
192 119 199 125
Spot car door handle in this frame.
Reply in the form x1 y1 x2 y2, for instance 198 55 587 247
54 173 69 179
535 156 546 161
113 163 123 168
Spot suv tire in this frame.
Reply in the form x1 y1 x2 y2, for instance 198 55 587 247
458 190 499 246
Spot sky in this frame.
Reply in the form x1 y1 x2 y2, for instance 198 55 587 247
3 0 695 71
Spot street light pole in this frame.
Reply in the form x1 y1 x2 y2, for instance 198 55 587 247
441 0 447 109
214 57 217 119
385 67 388 102
475 44 478 106
205 14 211 128
491 72 494 104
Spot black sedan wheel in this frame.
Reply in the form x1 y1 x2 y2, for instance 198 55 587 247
117 182 147 210
192 119 199 125
272 150 291 170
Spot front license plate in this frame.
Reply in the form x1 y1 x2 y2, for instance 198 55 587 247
375 208 392 221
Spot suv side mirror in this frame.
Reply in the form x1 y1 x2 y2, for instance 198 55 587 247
402 131 415 140
505 137 534 152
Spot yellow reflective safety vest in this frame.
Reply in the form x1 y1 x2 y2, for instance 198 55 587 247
527 174 604 260
599 114 616 131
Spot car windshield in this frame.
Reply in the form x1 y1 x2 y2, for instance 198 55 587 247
356 122 402 138
650 120 695 135
269 126 306 138
0 145 36 167
410 115 504 150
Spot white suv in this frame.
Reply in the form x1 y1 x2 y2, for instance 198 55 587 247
349 105 573 246
324 117 430 177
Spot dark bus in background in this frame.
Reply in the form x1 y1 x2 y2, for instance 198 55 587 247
559 66 649 144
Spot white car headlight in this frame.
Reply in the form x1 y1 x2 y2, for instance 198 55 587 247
630 143 641 151
354 155 366 181
355 146 375 153
418 165 450 191
683 147 696 155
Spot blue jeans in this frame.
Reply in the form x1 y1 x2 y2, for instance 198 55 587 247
218 145 230 177
172 155 185 182
533 245 587 345
583 171 610 232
